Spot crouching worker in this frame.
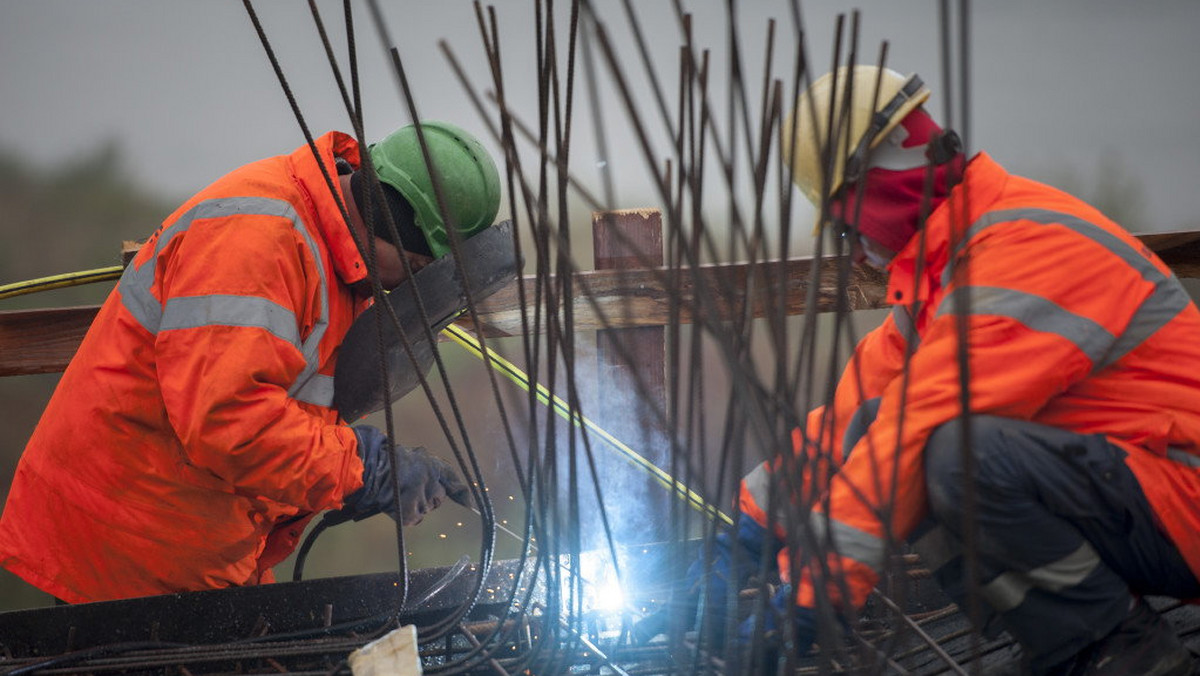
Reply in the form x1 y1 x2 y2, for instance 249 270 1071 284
657 66 1200 676
0 121 503 604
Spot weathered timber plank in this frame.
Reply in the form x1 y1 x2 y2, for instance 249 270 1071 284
1140 229 1200 279
455 255 887 337
1139 229 1200 255
3 226 1198 376
0 306 101 376
0 256 876 375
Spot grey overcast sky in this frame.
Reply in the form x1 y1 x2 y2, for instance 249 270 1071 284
2 0 1199 238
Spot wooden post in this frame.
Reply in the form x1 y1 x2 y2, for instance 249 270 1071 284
592 208 668 542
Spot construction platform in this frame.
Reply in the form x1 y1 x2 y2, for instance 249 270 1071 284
2 544 1198 675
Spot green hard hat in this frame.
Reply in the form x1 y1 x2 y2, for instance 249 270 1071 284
368 121 501 259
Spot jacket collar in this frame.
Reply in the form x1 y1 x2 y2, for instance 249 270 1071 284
884 151 1008 307
287 131 368 287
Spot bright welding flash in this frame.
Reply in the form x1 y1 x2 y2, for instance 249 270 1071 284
591 578 627 614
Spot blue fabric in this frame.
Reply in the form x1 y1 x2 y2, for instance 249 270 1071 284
631 514 784 646
733 510 780 557
736 584 817 655
685 518 768 638
694 516 787 646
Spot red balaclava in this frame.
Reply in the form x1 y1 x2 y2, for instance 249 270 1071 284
832 108 964 254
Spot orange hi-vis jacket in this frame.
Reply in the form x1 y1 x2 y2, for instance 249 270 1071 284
0 132 373 603
739 152 1200 613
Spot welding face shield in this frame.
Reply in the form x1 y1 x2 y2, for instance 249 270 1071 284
348 170 433 259
333 220 520 422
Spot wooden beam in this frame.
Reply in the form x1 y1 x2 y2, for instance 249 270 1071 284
0 306 102 376
2 228 1198 377
1140 229 1200 280
455 254 887 337
0 256 879 376
593 208 670 540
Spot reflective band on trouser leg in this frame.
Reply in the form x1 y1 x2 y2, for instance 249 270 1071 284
923 416 1142 672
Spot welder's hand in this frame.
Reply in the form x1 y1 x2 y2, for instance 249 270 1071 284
335 425 471 526
735 584 817 661
386 444 472 524
632 515 781 647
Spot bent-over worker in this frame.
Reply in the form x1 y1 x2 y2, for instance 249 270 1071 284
0 121 501 603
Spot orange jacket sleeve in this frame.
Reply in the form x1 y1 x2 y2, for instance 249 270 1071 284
739 308 911 537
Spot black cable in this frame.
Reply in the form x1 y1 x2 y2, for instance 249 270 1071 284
4 641 187 676
292 513 335 582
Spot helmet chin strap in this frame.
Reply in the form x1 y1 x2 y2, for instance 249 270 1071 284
842 75 926 185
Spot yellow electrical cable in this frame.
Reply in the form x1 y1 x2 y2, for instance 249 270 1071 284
0 266 124 301
442 322 732 526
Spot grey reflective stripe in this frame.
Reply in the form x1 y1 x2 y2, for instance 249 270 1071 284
890 304 920 351
120 197 302 332
118 196 334 409
910 525 960 573
1167 447 1200 469
161 295 301 347
118 216 185 333
935 286 1114 366
117 260 160 332
292 373 336 409
809 512 886 572
742 463 774 518
284 211 332 409
981 541 1101 613
941 207 1191 372
1106 279 1192 369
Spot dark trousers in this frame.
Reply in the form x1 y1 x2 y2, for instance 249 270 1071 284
917 415 1199 673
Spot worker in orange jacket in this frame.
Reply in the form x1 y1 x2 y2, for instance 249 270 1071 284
671 67 1200 675
0 121 501 604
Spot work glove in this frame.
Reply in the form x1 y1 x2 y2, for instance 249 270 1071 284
333 425 471 526
736 584 817 661
632 514 782 647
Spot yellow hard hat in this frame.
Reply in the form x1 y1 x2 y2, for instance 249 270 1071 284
781 66 930 206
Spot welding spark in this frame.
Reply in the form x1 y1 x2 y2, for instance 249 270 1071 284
590 578 627 614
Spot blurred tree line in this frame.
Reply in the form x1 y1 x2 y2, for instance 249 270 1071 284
0 141 173 306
